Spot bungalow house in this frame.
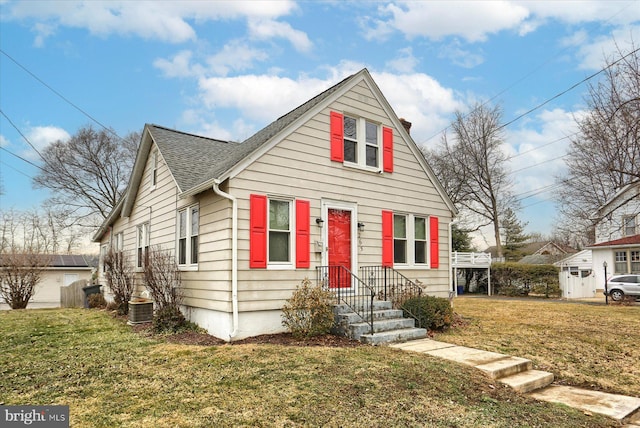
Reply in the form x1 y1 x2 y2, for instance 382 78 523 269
587 179 640 291
93 69 457 341
0 254 95 309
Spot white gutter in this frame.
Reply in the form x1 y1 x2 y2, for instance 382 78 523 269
212 179 239 341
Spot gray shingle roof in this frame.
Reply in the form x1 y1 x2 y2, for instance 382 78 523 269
147 126 239 193
149 71 358 194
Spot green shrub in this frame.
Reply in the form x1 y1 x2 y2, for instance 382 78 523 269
281 278 335 338
491 263 559 297
400 296 453 331
87 293 107 309
152 305 187 334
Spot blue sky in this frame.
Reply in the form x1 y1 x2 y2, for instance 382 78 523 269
1 0 639 247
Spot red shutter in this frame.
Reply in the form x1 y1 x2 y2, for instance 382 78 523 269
382 210 394 267
249 194 267 268
430 216 439 268
383 126 393 173
295 200 310 268
330 111 344 162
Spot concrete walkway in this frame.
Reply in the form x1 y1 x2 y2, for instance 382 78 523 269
390 338 640 426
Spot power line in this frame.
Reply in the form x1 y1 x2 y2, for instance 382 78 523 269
0 108 48 165
0 146 44 171
0 48 123 141
418 0 638 148
0 159 34 179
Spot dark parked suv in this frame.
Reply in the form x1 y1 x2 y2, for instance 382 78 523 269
605 274 640 301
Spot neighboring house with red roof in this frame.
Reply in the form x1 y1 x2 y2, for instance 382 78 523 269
587 180 640 289
93 69 457 342
0 254 95 309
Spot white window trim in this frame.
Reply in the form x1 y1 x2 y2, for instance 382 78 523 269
623 215 637 237
150 151 158 190
320 199 358 275
267 197 295 270
136 222 149 271
393 213 431 269
176 204 199 271
113 232 124 252
343 115 382 173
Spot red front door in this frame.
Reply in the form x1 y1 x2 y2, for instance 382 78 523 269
328 209 352 288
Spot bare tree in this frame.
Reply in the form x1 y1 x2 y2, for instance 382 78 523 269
0 247 51 309
103 248 134 314
143 246 182 311
427 103 517 258
33 125 140 227
0 207 81 254
555 41 640 245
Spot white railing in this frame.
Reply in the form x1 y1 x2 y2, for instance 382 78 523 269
451 252 492 267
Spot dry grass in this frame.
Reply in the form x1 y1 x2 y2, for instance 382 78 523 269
437 296 640 397
0 308 618 427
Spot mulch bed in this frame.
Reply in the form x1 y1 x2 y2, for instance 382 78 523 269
128 319 364 347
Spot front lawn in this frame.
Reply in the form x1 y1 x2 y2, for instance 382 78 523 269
0 308 617 427
437 296 640 398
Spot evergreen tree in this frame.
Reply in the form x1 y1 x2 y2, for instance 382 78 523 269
501 208 530 261
451 223 474 252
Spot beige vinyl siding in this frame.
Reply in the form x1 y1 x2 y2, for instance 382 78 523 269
180 191 232 311
228 82 452 312
99 146 235 312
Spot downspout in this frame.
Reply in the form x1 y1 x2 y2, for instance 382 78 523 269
212 179 239 341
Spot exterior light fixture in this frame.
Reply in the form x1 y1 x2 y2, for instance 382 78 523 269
357 222 365 232
315 218 324 227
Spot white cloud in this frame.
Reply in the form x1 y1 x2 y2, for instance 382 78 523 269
363 1 640 44
572 25 640 70
386 47 419 73
505 108 582 197
193 65 463 143
20 126 70 161
518 0 640 26
0 135 9 148
365 1 530 42
153 50 203 78
248 18 313 52
438 40 485 68
206 40 269 76
7 0 299 45
372 71 464 143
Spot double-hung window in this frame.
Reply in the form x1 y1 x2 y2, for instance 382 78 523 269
343 115 380 169
615 251 627 274
390 213 430 266
414 217 427 264
623 215 637 236
177 205 199 267
114 232 123 252
137 222 149 269
268 199 291 264
394 214 407 264
631 251 640 273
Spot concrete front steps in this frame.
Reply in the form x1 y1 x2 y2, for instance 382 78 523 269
332 300 426 345
391 339 640 424
391 339 554 393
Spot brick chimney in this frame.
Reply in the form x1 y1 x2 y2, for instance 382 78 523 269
399 118 412 135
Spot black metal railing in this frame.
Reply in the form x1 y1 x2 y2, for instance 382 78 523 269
316 265 376 336
359 266 425 308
